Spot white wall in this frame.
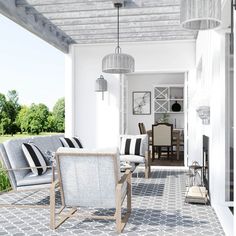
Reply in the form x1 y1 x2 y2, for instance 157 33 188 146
65 41 195 149
188 29 233 236
126 73 184 134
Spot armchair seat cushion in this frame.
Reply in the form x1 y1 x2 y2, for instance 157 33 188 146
120 154 145 164
17 169 54 187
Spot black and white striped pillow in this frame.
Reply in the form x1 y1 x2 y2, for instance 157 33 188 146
120 135 148 156
22 143 47 176
59 137 83 148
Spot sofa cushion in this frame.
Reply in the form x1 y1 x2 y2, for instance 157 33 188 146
59 137 83 148
32 135 63 154
120 134 148 156
17 169 54 187
22 143 47 176
120 155 145 163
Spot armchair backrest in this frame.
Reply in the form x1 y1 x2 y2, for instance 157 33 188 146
138 123 147 134
152 123 173 146
56 148 120 208
120 134 148 156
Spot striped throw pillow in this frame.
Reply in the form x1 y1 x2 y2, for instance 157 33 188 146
120 135 148 156
22 143 47 176
59 137 83 148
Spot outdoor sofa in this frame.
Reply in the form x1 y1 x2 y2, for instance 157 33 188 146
0 133 150 194
0 134 63 191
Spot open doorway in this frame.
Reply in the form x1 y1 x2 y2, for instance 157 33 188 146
124 72 187 167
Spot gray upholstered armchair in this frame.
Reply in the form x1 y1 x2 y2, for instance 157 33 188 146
119 134 151 178
50 147 131 233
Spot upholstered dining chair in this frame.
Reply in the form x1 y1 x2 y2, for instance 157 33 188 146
152 123 173 161
50 148 131 233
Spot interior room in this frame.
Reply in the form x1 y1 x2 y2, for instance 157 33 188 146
126 72 186 166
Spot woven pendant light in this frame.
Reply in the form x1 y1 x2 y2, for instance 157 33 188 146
95 75 107 100
102 1 135 74
180 0 221 30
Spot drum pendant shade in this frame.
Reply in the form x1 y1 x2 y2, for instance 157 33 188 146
102 1 135 74
102 53 134 74
180 0 221 30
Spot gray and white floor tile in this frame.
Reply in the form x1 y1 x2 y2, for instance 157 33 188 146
0 168 225 235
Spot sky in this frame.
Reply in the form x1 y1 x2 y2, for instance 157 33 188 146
0 14 65 111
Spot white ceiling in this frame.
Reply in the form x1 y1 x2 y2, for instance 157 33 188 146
15 0 197 44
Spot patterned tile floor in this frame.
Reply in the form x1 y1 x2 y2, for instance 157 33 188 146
0 168 225 236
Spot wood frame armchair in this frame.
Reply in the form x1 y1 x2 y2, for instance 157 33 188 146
50 148 132 233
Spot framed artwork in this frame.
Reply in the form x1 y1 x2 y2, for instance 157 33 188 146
132 91 151 115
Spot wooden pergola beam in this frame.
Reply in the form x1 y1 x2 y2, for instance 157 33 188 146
74 35 196 44
51 14 180 27
16 0 180 14
33 6 180 20
16 0 109 6
0 0 75 53
58 20 181 31
16 0 179 8
64 25 186 36
72 30 194 41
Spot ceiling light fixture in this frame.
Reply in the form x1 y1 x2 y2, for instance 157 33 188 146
180 0 221 30
102 0 135 74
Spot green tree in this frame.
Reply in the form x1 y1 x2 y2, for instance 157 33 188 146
26 103 49 134
1 90 21 135
0 116 11 135
16 103 49 134
52 98 65 132
16 106 29 133
47 114 57 132
0 94 7 121
0 94 10 135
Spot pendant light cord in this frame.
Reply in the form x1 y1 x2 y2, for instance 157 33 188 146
231 0 235 54
116 4 121 54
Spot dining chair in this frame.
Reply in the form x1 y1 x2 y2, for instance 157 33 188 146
138 123 152 147
138 123 146 134
152 123 173 161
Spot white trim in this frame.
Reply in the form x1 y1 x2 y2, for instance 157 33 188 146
127 70 189 76
212 203 233 236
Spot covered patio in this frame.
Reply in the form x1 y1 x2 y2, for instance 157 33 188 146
0 0 234 235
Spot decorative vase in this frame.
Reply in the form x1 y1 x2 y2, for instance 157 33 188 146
172 101 181 112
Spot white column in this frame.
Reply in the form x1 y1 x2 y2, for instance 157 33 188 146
64 45 76 137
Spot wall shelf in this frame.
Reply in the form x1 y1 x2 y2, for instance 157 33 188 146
154 85 184 128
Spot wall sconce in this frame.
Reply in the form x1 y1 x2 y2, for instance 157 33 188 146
95 75 107 100
196 106 210 125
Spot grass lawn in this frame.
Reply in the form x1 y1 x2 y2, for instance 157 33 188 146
0 132 62 143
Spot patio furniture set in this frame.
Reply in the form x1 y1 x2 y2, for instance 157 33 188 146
0 134 151 233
